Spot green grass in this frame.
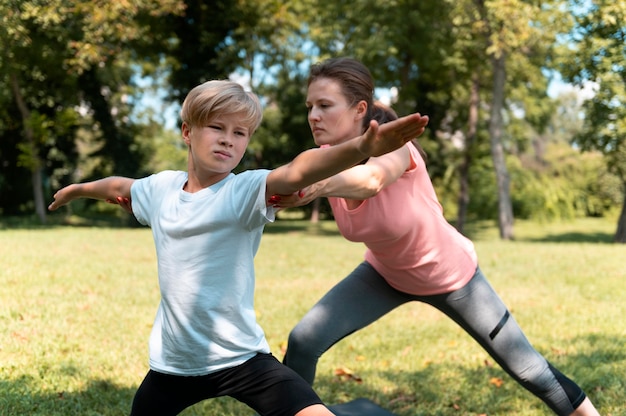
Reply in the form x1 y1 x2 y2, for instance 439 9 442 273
0 218 624 415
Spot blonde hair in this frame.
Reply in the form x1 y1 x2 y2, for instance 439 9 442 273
180 80 263 132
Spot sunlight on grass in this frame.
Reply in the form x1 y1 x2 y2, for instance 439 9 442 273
0 218 624 415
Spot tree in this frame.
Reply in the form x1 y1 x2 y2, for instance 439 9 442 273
0 0 186 221
469 0 569 239
557 0 626 242
0 0 81 222
302 0 566 238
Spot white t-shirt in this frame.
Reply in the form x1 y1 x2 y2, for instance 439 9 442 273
131 169 275 376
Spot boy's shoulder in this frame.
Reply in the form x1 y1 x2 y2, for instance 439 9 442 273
132 170 186 193
139 170 185 183
229 169 271 183
155 170 185 178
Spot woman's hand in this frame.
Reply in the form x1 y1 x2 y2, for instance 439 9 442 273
358 113 429 158
268 181 327 209
105 196 133 214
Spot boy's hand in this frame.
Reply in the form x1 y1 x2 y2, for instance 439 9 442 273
358 113 429 157
48 185 76 211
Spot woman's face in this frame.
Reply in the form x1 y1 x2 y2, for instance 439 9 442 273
306 77 366 146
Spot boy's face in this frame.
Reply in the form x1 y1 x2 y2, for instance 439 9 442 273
182 112 251 181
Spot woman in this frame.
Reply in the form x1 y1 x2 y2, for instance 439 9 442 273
279 57 600 416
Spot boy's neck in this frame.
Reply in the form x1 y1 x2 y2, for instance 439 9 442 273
184 171 231 193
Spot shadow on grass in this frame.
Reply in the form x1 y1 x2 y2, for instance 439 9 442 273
517 231 615 244
1 215 338 236
315 333 621 415
0 375 260 415
445 219 617 244
0 376 135 416
1 332 618 415
263 220 342 237
0 213 139 230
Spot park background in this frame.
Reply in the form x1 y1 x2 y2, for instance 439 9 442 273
1 0 625 415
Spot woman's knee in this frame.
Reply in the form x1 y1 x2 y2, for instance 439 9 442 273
287 322 320 356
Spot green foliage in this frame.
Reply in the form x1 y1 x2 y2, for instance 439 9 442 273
139 127 188 174
0 219 623 414
510 143 622 221
436 142 624 222
558 0 626 182
1 0 625 239
249 69 313 170
0 0 183 217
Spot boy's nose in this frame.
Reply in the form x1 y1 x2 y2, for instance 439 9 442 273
219 135 233 146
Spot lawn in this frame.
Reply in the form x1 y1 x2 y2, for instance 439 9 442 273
0 217 624 415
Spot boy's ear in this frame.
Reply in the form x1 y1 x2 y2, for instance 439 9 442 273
181 122 191 145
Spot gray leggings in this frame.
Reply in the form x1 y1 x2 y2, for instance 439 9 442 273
283 263 586 415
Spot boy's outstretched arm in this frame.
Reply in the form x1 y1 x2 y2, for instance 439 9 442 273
48 176 135 211
266 112 428 198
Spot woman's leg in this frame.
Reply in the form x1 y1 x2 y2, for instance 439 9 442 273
283 262 413 385
424 267 596 416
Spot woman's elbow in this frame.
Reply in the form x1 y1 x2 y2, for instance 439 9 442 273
363 176 385 197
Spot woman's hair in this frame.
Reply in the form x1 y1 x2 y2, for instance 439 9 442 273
308 57 376 133
180 80 263 133
372 99 399 124
308 57 427 161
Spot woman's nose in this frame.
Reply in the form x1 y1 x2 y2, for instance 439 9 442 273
308 107 320 121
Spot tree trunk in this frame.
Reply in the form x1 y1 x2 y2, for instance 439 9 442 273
10 73 47 224
309 197 320 224
79 68 137 177
614 181 626 243
457 73 480 234
489 54 514 240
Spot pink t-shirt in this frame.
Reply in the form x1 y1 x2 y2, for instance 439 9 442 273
329 143 477 295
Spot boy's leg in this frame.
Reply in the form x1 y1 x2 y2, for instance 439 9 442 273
130 369 216 416
224 353 331 416
131 355 332 416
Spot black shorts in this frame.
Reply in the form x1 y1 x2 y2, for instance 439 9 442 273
130 353 325 416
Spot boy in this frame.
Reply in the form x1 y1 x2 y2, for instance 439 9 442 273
48 80 428 415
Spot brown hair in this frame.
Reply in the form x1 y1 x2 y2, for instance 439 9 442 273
308 57 376 132
308 57 426 160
